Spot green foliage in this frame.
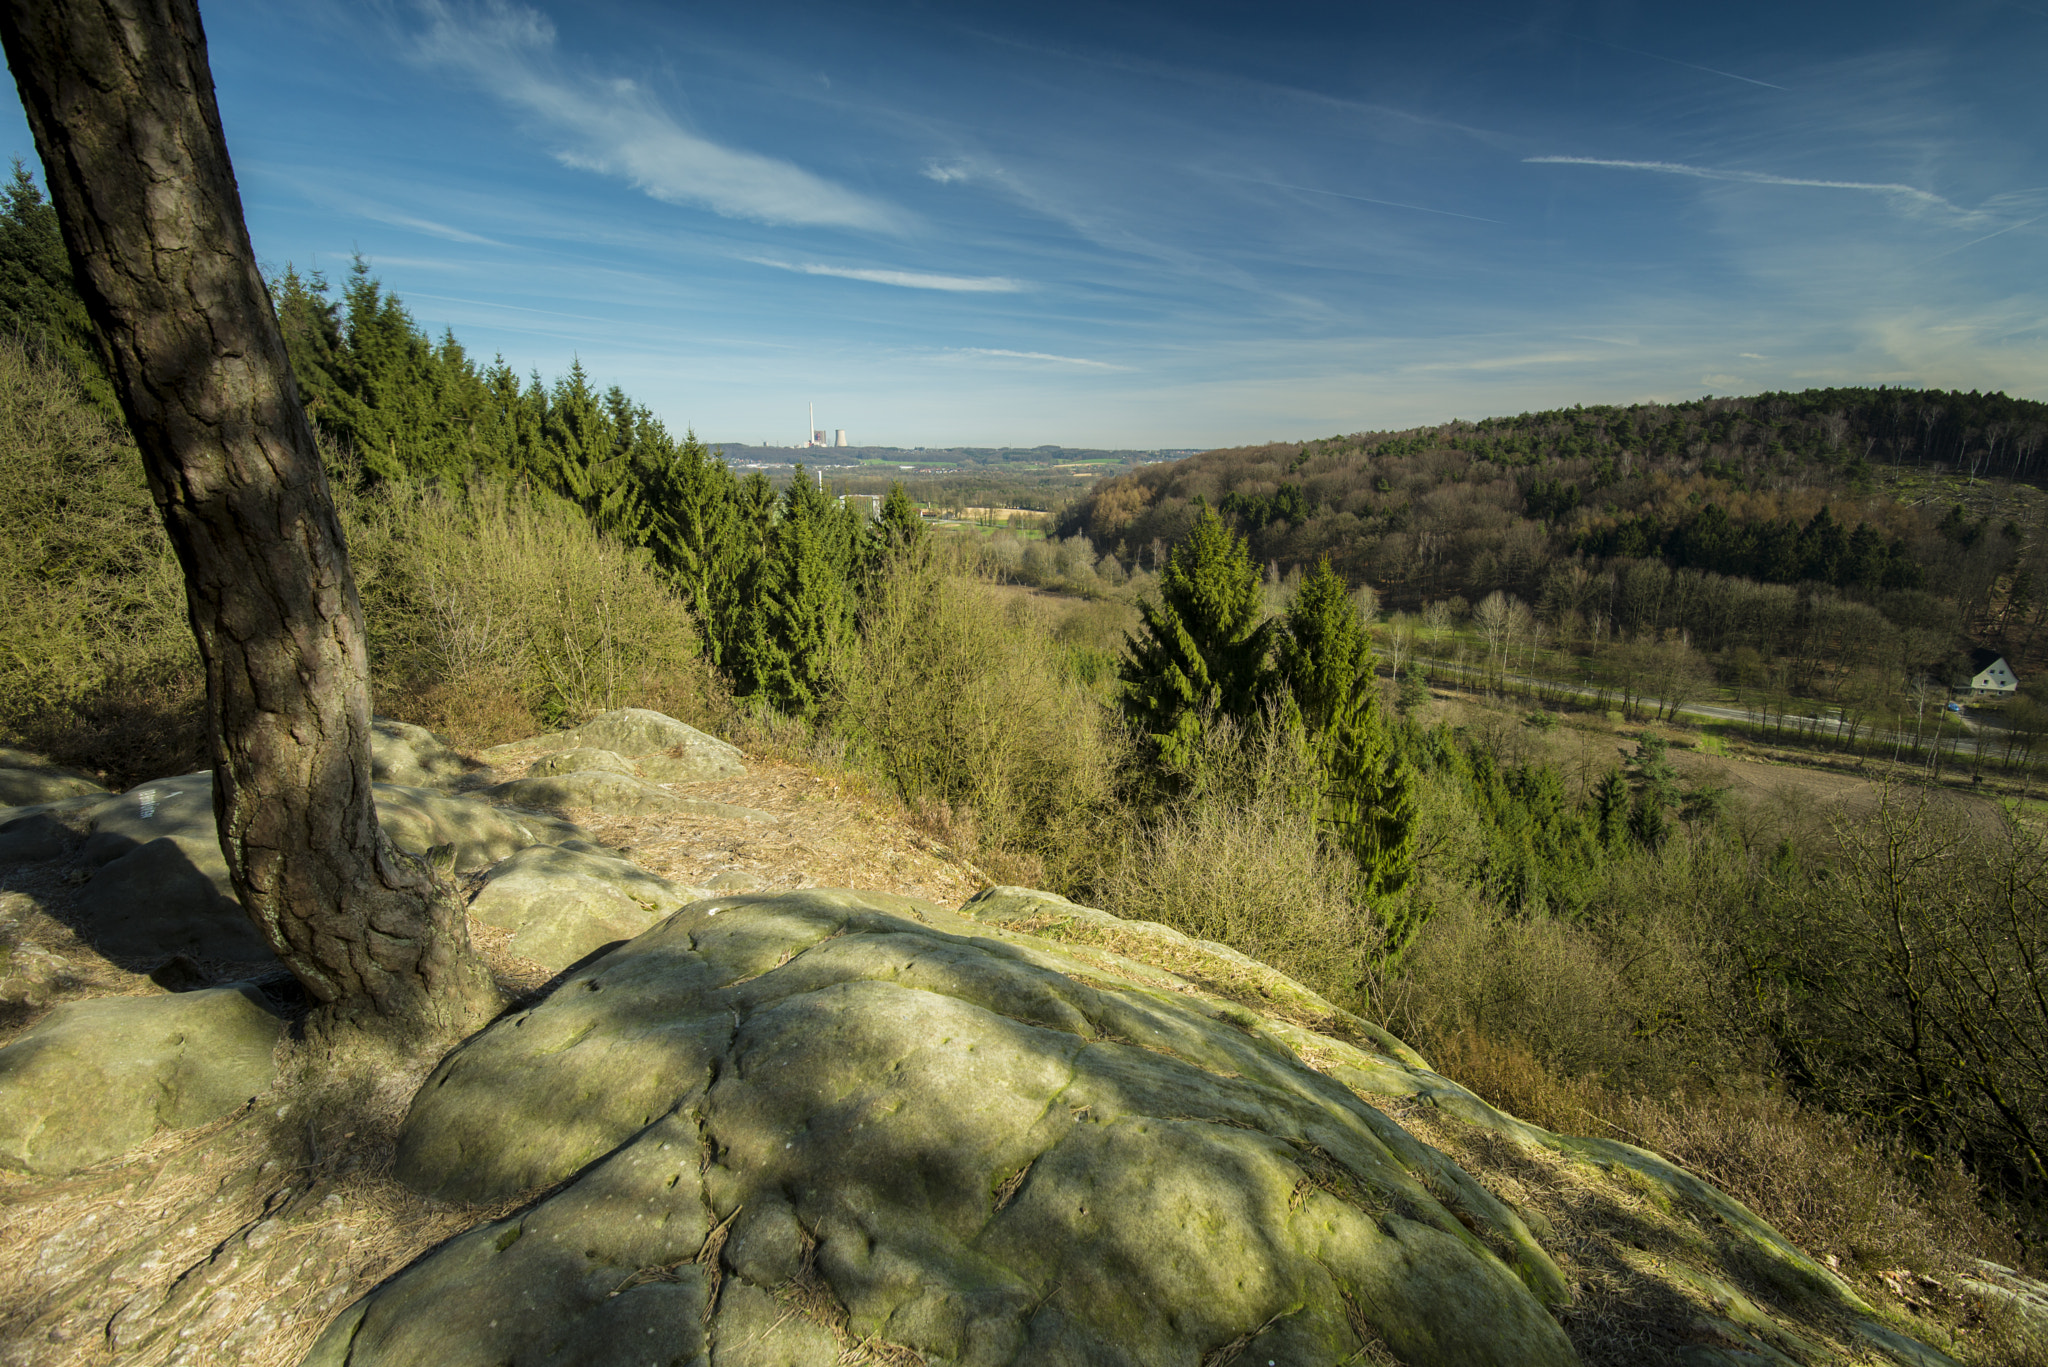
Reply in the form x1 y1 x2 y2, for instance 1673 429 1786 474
1118 502 1273 775
0 336 198 779
1098 713 1381 1010
1397 662 1430 715
833 550 1120 887
1280 558 1417 897
872 481 926 559
0 161 119 421
725 466 861 718
641 428 751 669
342 476 709 736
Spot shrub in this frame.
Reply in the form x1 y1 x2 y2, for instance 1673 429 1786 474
832 548 1122 888
0 336 202 782
1755 787 2048 1226
344 477 714 745
1095 712 1381 1010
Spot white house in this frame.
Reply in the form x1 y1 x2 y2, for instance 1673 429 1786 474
1955 647 2020 697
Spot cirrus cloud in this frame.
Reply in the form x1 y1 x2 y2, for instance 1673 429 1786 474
411 0 903 232
750 258 1027 292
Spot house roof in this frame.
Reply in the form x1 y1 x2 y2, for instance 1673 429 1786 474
1966 647 2008 673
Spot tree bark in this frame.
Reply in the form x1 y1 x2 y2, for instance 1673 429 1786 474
0 0 501 1045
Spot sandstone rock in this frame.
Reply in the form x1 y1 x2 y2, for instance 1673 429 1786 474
0 985 283 1175
367 888 1577 1367
75 774 216 863
634 749 744 783
468 843 703 971
0 811 82 867
374 783 587 871
0 765 104 808
77 774 585 878
74 835 271 962
49 776 588 964
483 769 686 817
526 747 638 779
487 707 746 781
0 789 105 834
370 717 480 791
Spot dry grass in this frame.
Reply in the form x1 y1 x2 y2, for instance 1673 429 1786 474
563 758 988 908
1417 1027 2047 1364
1432 1028 2015 1275
0 1039 531 1367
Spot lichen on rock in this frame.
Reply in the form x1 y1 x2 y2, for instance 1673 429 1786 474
0 985 283 1174
352 888 1579 1367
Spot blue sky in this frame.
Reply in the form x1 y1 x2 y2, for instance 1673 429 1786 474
8 0 2043 447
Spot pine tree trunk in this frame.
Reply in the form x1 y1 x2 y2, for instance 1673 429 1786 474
0 0 502 1045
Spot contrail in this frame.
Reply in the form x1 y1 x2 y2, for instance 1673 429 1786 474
1569 33 1787 90
1526 156 1963 214
1931 211 2048 258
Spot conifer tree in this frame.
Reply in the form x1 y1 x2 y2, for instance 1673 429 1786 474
642 429 748 667
1592 768 1631 850
870 481 926 561
1119 502 1273 772
0 159 118 417
539 359 648 542
728 465 856 717
1279 557 1417 895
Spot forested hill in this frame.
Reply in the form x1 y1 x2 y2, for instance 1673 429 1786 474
1060 391 2048 671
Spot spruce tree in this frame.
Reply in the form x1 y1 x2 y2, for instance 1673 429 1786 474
869 481 926 562
1279 557 1417 896
0 159 118 418
1118 502 1273 773
538 360 648 543
642 430 748 667
729 465 856 717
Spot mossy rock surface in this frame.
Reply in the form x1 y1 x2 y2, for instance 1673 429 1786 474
369 717 480 791
359 888 1577 1367
373 782 587 870
0 985 283 1174
35 774 588 965
468 842 704 971
0 765 104 808
484 769 689 817
486 769 776 823
75 834 271 962
487 707 746 782
526 747 639 780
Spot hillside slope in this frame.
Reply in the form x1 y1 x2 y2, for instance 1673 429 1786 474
0 716 2030 1367
1061 390 2048 680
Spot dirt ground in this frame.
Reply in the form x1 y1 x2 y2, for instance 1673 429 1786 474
0 731 1000 1367
563 760 986 909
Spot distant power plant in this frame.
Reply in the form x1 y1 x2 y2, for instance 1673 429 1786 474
800 403 849 448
